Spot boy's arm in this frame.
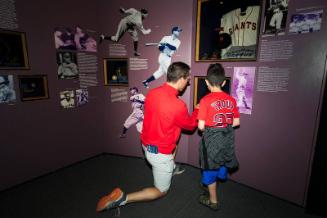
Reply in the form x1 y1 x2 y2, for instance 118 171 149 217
198 120 205 131
232 117 240 127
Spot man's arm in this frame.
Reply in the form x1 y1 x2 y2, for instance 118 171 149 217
174 104 199 131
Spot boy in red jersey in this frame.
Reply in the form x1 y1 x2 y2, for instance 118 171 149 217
197 63 240 210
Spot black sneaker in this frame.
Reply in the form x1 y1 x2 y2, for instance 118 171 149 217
96 188 127 212
198 194 219 211
173 165 185 176
142 80 149 89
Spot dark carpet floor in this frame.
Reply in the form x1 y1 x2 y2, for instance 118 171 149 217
0 154 323 218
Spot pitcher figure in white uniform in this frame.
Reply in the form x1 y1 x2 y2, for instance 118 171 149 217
142 26 182 88
99 8 151 56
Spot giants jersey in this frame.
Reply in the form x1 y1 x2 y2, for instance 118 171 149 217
198 92 240 128
130 93 145 110
220 6 260 48
159 35 181 57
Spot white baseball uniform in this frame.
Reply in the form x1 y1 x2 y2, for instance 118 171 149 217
235 74 247 108
220 6 260 59
123 93 145 133
112 8 150 42
153 35 181 79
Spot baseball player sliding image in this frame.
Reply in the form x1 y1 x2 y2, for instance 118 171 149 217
142 26 182 89
120 87 145 138
99 7 151 56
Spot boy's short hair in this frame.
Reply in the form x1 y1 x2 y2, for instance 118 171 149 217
167 62 190 83
206 63 225 87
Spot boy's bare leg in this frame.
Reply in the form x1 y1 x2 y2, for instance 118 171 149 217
208 182 218 203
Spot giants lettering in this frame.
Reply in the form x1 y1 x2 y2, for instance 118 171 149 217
228 22 257 35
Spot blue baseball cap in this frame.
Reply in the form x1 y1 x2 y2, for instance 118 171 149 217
172 26 182 33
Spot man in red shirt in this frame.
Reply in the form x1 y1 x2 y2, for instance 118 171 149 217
96 62 199 212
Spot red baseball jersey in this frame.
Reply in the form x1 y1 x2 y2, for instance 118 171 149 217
198 91 240 128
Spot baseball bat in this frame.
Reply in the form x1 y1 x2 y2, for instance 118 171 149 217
145 43 158 46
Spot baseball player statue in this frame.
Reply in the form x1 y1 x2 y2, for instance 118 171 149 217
99 7 151 56
142 26 182 89
120 87 145 138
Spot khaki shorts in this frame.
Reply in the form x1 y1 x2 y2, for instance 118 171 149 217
143 145 174 192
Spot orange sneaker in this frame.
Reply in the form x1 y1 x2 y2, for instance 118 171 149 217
96 188 126 212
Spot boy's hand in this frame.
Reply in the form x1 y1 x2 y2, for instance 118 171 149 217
195 104 200 109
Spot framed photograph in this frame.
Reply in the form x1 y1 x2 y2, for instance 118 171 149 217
195 0 262 61
54 25 97 52
289 10 323 34
193 76 231 108
103 58 128 86
18 75 49 101
56 51 79 79
0 75 16 103
60 90 75 109
0 30 29 69
75 89 88 106
262 0 289 36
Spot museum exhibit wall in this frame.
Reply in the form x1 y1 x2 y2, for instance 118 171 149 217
98 0 327 206
98 0 195 163
187 0 327 207
0 0 105 191
1 0 326 208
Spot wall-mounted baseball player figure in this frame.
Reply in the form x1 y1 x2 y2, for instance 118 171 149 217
142 26 182 89
220 5 260 59
120 87 145 138
99 8 151 56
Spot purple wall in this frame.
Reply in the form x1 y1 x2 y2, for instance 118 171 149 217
98 0 327 206
188 0 327 206
98 0 195 163
0 0 105 190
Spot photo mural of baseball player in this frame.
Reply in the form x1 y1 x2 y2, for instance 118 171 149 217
263 0 289 35
142 26 182 89
99 7 151 56
289 10 323 34
120 87 145 138
231 67 255 115
220 4 260 59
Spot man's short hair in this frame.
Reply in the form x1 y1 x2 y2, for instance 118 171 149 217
206 63 225 87
141 8 148 14
167 62 190 83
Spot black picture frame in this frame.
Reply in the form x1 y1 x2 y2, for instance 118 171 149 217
0 29 29 69
195 0 262 62
103 58 128 86
193 76 231 108
18 75 49 101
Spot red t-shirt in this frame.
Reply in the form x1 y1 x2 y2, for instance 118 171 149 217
141 83 198 154
198 91 240 128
